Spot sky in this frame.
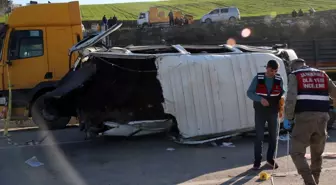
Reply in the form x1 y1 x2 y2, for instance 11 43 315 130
12 0 158 5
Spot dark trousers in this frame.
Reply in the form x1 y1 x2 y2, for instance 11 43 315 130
290 112 329 185
169 19 174 26
254 109 278 164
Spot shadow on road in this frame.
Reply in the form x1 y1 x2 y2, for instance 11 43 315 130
220 169 257 185
0 128 335 185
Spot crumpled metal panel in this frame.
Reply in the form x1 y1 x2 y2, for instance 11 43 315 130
103 119 173 136
45 63 96 98
156 53 288 139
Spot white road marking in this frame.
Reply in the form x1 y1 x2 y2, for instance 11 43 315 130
0 126 38 132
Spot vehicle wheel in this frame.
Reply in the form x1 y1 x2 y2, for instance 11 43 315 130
229 17 237 22
205 19 212 24
31 95 70 130
142 23 149 28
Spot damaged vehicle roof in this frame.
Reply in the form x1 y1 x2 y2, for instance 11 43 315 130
72 22 296 59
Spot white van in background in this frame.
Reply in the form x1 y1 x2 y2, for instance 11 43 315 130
201 7 241 23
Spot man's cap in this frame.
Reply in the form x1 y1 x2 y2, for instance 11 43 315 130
290 58 306 68
266 60 280 70
291 58 305 64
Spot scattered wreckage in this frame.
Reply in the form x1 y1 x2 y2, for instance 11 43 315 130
33 23 298 144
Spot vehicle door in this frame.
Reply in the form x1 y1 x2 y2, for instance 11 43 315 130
208 9 220 22
4 28 48 91
220 8 229 21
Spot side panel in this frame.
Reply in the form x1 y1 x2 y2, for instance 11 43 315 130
156 54 287 139
46 26 75 80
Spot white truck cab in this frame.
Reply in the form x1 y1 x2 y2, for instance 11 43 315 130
137 12 149 27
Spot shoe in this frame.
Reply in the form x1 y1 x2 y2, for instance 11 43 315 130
312 173 320 184
252 162 261 170
266 160 279 169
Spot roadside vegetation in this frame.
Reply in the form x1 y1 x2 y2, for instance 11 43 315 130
1 0 335 22
79 0 336 20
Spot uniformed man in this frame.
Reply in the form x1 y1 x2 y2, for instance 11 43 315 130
284 58 336 185
247 59 286 170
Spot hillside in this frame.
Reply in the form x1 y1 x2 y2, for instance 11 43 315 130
1 0 336 22
80 0 336 20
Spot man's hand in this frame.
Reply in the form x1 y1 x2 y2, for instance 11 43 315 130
261 98 269 106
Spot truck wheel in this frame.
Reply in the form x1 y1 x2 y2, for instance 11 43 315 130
205 19 212 24
229 17 236 22
31 95 70 130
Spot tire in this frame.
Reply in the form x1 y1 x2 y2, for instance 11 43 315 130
31 95 71 130
142 23 149 28
205 19 212 24
229 17 237 22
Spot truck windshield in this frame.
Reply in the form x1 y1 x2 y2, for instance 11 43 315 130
139 13 146 19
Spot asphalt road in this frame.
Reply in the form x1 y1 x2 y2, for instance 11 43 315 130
0 127 335 185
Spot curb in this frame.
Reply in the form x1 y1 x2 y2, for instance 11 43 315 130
0 120 36 129
0 117 78 130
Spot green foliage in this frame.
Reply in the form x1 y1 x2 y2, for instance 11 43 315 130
1 0 336 22
79 0 336 20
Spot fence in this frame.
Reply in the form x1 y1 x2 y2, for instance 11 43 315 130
287 39 336 67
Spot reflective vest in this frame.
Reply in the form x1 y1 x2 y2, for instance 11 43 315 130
253 72 282 112
292 67 329 113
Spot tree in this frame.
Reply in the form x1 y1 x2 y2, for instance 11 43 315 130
0 0 12 15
